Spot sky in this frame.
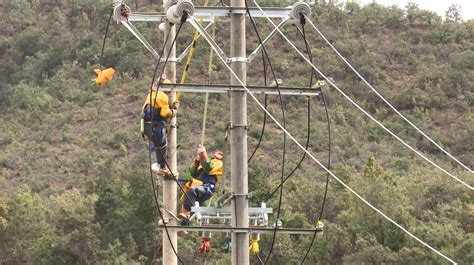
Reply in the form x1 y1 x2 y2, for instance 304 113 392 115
358 0 474 20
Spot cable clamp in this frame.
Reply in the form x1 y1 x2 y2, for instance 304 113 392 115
162 173 179 181
231 191 254 199
229 123 249 130
226 57 250 63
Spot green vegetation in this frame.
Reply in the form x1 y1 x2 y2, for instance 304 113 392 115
0 0 473 264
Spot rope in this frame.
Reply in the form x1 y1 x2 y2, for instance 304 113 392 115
306 18 473 174
243 1 288 263
177 0 209 103
189 11 457 264
200 21 216 145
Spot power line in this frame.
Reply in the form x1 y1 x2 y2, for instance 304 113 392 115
306 17 473 174
146 15 188 265
244 1 289 263
296 17 332 265
188 13 457 264
253 3 472 190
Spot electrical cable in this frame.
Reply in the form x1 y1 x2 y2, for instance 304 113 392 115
243 1 288 263
255 2 473 190
148 14 196 206
146 14 189 265
99 8 114 69
147 22 183 265
248 48 268 163
296 17 332 265
257 253 264 264
263 93 311 202
306 17 473 174
188 13 457 264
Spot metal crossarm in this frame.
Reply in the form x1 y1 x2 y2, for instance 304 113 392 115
126 7 292 21
190 207 273 214
160 83 321 96
158 225 322 235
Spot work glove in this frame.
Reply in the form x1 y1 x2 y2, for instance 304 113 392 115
197 144 206 155
168 108 177 118
140 117 145 141
197 144 208 161
171 101 180 110
185 175 193 183
193 156 200 167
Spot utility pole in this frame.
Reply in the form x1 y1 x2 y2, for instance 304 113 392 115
230 0 249 264
113 2 315 264
162 0 178 263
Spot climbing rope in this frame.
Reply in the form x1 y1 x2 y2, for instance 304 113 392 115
177 0 209 103
200 21 216 145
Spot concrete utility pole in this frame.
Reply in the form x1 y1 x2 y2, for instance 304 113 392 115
162 0 178 263
112 1 315 264
230 0 249 264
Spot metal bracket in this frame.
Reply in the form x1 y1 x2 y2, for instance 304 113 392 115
160 57 178 62
229 123 249 130
231 192 254 199
226 57 250 63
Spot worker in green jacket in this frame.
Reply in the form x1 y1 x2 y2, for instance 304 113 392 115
179 145 224 222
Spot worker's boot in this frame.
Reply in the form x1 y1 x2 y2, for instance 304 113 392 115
151 163 160 174
178 212 190 236
157 167 172 176
151 163 173 177
157 218 170 226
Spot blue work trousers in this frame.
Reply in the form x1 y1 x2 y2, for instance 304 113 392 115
144 124 167 168
183 184 215 211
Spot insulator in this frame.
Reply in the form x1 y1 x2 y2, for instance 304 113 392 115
289 1 311 20
113 3 131 22
166 0 194 24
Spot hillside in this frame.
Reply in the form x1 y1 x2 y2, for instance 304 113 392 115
0 1 473 264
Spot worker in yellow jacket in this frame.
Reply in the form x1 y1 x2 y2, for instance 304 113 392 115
179 145 223 223
142 74 178 176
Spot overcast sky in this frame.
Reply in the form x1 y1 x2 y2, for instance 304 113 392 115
359 0 474 20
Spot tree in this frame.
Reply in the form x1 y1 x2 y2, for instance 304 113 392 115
445 4 462 23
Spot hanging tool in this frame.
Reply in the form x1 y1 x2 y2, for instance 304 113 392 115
249 232 260 254
91 68 115 87
199 231 212 253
